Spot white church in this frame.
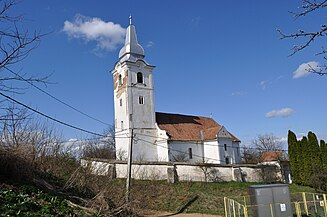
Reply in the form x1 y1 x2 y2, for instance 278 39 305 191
112 18 241 165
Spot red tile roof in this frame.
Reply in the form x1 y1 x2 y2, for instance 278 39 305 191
260 151 283 162
155 112 240 142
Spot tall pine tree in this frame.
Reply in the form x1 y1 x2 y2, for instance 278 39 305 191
320 140 327 190
288 130 327 189
288 130 299 183
299 136 308 185
307 132 321 189
321 140 327 170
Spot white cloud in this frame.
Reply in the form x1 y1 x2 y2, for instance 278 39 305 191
146 41 155 48
265 108 295 118
68 138 78 142
293 61 320 79
295 132 307 140
260 80 268 90
258 75 285 90
63 14 126 51
231 91 246 96
279 136 288 143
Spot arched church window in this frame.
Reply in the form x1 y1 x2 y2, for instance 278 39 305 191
118 74 122 86
137 72 143 83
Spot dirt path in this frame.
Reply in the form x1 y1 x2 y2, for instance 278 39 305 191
142 210 223 217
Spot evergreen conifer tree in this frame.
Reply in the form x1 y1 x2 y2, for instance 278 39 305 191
299 136 308 185
321 140 327 169
288 130 327 189
320 140 327 190
288 130 299 183
307 132 321 188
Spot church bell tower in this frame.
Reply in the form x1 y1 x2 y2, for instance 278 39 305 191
112 17 158 161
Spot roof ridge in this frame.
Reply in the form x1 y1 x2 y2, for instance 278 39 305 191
155 111 214 119
156 112 224 141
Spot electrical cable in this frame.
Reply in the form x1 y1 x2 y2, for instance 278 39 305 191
134 132 289 152
0 91 106 137
134 136 226 163
4 66 111 126
55 129 130 144
0 86 290 157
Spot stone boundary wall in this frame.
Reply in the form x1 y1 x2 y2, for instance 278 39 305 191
80 158 285 183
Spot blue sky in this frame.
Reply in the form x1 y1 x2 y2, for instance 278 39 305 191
7 0 327 145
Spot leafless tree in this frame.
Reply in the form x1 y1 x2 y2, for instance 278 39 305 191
241 145 261 164
278 0 327 75
252 133 284 152
241 134 285 164
82 126 116 159
0 104 58 156
0 104 69 180
0 0 48 94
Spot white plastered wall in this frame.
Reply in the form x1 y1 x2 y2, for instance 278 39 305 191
203 140 220 164
155 124 169 161
169 141 204 163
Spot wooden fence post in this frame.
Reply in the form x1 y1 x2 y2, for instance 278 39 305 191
295 202 301 217
224 197 228 217
302 192 308 215
323 194 327 217
232 200 236 217
312 193 317 213
269 204 274 217
243 205 248 217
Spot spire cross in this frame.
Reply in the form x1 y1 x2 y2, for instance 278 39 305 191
129 15 132 25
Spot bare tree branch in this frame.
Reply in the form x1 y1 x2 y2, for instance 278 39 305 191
241 134 285 163
277 26 327 56
291 0 327 17
278 0 327 75
252 133 284 152
0 0 48 94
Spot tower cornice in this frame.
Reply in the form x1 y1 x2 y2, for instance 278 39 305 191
112 59 155 74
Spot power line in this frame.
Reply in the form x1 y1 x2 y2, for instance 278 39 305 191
0 93 288 156
4 66 112 127
52 136 114 145
134 132 289 152
54 129 130 144
134 136 226 163
135 136 322 165
0 92 106 137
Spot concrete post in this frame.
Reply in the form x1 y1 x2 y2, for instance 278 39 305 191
167 164 178 183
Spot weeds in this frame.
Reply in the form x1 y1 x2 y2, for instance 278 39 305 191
0 184 81 216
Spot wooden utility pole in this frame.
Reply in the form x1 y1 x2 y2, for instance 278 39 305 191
126 128 133 204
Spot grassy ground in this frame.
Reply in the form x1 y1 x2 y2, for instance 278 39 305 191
0 179 320 216
106 179 318 215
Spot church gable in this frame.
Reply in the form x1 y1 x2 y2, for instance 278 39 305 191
217 126 240 142
217 126 232 139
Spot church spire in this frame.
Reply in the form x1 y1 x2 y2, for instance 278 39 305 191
119 16 145 62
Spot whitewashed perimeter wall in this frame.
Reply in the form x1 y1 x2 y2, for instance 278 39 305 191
81 159 284 183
